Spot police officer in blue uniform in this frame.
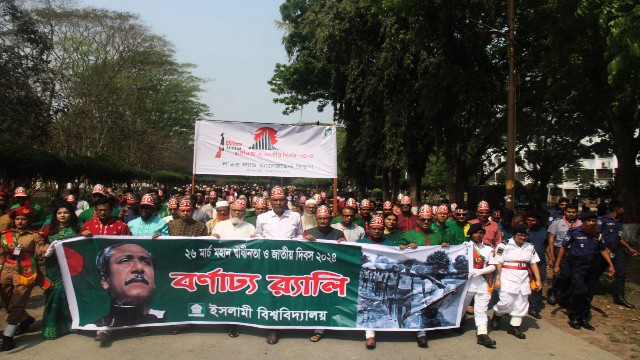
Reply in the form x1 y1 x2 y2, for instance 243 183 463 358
555 212 615 330
597 201 638 308
547 197 569 226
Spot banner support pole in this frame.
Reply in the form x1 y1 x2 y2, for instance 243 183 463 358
333 178 338 216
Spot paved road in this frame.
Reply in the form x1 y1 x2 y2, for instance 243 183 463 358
3 315 619 360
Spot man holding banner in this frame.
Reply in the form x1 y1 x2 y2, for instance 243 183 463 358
255 186 304 345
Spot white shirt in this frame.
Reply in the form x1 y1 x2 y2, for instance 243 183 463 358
468 242 495 294
255 210 303 239
491 241 539 295
331 223 365 242
212 219 255 239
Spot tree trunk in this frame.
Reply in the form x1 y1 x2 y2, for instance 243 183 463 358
608 110 640 222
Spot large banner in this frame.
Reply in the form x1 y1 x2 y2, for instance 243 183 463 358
193 120 337 178
56 237 471 331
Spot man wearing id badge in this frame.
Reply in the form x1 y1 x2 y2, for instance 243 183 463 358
596 201 638 308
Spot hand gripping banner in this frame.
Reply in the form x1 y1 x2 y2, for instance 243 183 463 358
56 237 472 331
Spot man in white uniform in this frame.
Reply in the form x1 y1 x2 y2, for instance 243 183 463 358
491 225 542 339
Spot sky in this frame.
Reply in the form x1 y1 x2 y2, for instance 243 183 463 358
79 0 333 125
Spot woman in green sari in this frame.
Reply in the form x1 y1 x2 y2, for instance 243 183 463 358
41 202 80 340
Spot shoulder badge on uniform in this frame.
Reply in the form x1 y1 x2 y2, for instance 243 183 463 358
497 247 504 255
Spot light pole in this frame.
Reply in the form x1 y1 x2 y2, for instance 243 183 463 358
505 0 516 211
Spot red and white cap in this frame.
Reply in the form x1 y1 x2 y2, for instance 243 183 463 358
233 199 247 208
477 200 490 211
316 205 330 217
419 205 432 216
13 187 28 197
321 192 327 198
92 184 106 195
400 196 411 205
168 198 179 209
299 195 307 203
383 201 393 210
370 216 384 228
179 198 192 210
360 199 372 209
125 194 137 204
65 194 76 203
140 194 155 207
345 198 358 209
313 194 322 202
437 205 449 214
254 198 268 207
226 195 236 203
450 203 458 212
262 190 269 197
431 205 438 214
271 187 285 199
157 189 164 197
209 191 217 198
492 210 501 218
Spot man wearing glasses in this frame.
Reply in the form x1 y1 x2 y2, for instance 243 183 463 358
398 205 433 247
331 207 365 243
447 205 471 245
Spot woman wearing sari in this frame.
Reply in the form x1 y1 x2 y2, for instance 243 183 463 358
41 202 80 340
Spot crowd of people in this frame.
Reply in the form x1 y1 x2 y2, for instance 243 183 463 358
0 183 636 351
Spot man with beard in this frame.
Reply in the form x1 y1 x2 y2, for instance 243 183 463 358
396 196 417 232
205 201 230 234
546 203 581 306
0 189 11 230
525 212 548 319
596 201 638 308
491 225 542 340
255 187 304 345
245 198 268 227
446 205 470 245
301 199 318 231
331 206 365 243
92 243 165 327
168 199 208 237
469 201 502 247
127 194 168 238
212 199 256 239
555 212 615 330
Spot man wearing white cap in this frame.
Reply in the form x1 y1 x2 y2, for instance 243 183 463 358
469 201 502 247
127 194 169 238
78 185 119 225
301 199 318 231
255 186 304 345
205 200 230 234
396 196 417 232
212 199 256 239
168 198 208 237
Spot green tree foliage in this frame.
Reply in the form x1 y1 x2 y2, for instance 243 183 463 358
0 0 53 144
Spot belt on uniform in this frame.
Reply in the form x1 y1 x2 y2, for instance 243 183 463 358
572 255 595 261
502 261 528 270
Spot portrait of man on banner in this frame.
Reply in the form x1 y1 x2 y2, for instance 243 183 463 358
92 242 166 327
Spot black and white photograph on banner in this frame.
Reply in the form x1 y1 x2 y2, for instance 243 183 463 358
356 245 471 331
